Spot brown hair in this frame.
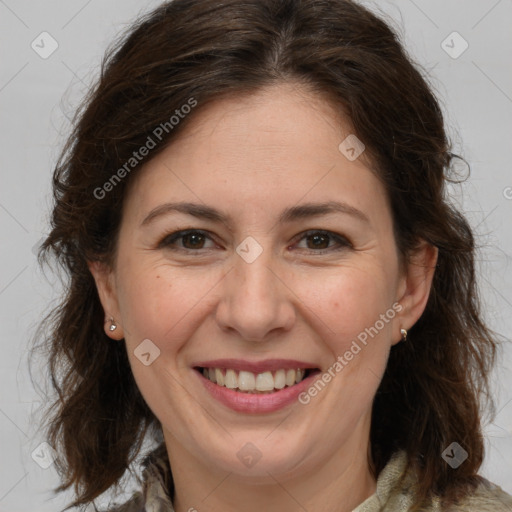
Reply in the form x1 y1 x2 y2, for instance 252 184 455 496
32 0 499 510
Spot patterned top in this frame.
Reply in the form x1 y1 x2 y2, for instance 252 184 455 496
102 443 512 512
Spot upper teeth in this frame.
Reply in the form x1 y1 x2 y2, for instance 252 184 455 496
202 368 307 392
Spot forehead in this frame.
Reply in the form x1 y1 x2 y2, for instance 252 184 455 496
122 82 390 229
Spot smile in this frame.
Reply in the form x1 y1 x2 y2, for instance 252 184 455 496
197 367 312 393
192 361 322 413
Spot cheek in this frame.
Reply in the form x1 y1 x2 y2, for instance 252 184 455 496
117 260 223 347
299 265 395 342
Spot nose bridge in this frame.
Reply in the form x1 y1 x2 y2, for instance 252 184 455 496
236 244 278 300
216 237 294 340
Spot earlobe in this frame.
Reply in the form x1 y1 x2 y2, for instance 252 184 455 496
87 260 124 340
394 240 438 343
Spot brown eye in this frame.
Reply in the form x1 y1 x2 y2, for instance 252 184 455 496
159 230 215 251
306 232 330 249
180 232 206 249
295 230 351 253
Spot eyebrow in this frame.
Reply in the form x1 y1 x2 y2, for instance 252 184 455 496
140 200 370 228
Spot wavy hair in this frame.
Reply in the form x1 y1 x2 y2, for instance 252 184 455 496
32 0 499 510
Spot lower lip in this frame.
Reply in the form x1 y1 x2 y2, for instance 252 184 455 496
194 368 321 414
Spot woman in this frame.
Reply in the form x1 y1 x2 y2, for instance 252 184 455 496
34 0 512 511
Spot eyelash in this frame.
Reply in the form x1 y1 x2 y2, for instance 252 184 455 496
157 229 352 255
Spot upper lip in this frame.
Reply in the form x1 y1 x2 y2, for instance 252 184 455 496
193 358 320 374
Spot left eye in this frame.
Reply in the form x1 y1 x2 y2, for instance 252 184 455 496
294 230 351 252
158 229 351 253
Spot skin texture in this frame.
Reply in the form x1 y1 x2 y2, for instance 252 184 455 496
89 82 437 512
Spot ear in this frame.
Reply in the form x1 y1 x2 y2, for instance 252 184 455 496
393 240 438 345
87 260 124 340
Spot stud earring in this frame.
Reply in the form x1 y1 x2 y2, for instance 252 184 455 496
109 317 117 332
400 328 407 342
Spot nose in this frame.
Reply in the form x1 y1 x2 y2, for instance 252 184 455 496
215 245 296 342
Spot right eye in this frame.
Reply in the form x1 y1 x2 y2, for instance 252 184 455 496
158 229 218 252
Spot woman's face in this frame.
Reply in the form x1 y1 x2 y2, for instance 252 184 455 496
90 82 436 480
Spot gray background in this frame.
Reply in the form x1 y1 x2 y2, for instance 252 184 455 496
1 0 511 510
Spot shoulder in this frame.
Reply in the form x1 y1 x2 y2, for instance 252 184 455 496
94 441 174 512
446 478 512 511
370 451 512 512
94 492 145 512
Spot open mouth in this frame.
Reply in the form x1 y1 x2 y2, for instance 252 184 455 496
194 366 321 394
